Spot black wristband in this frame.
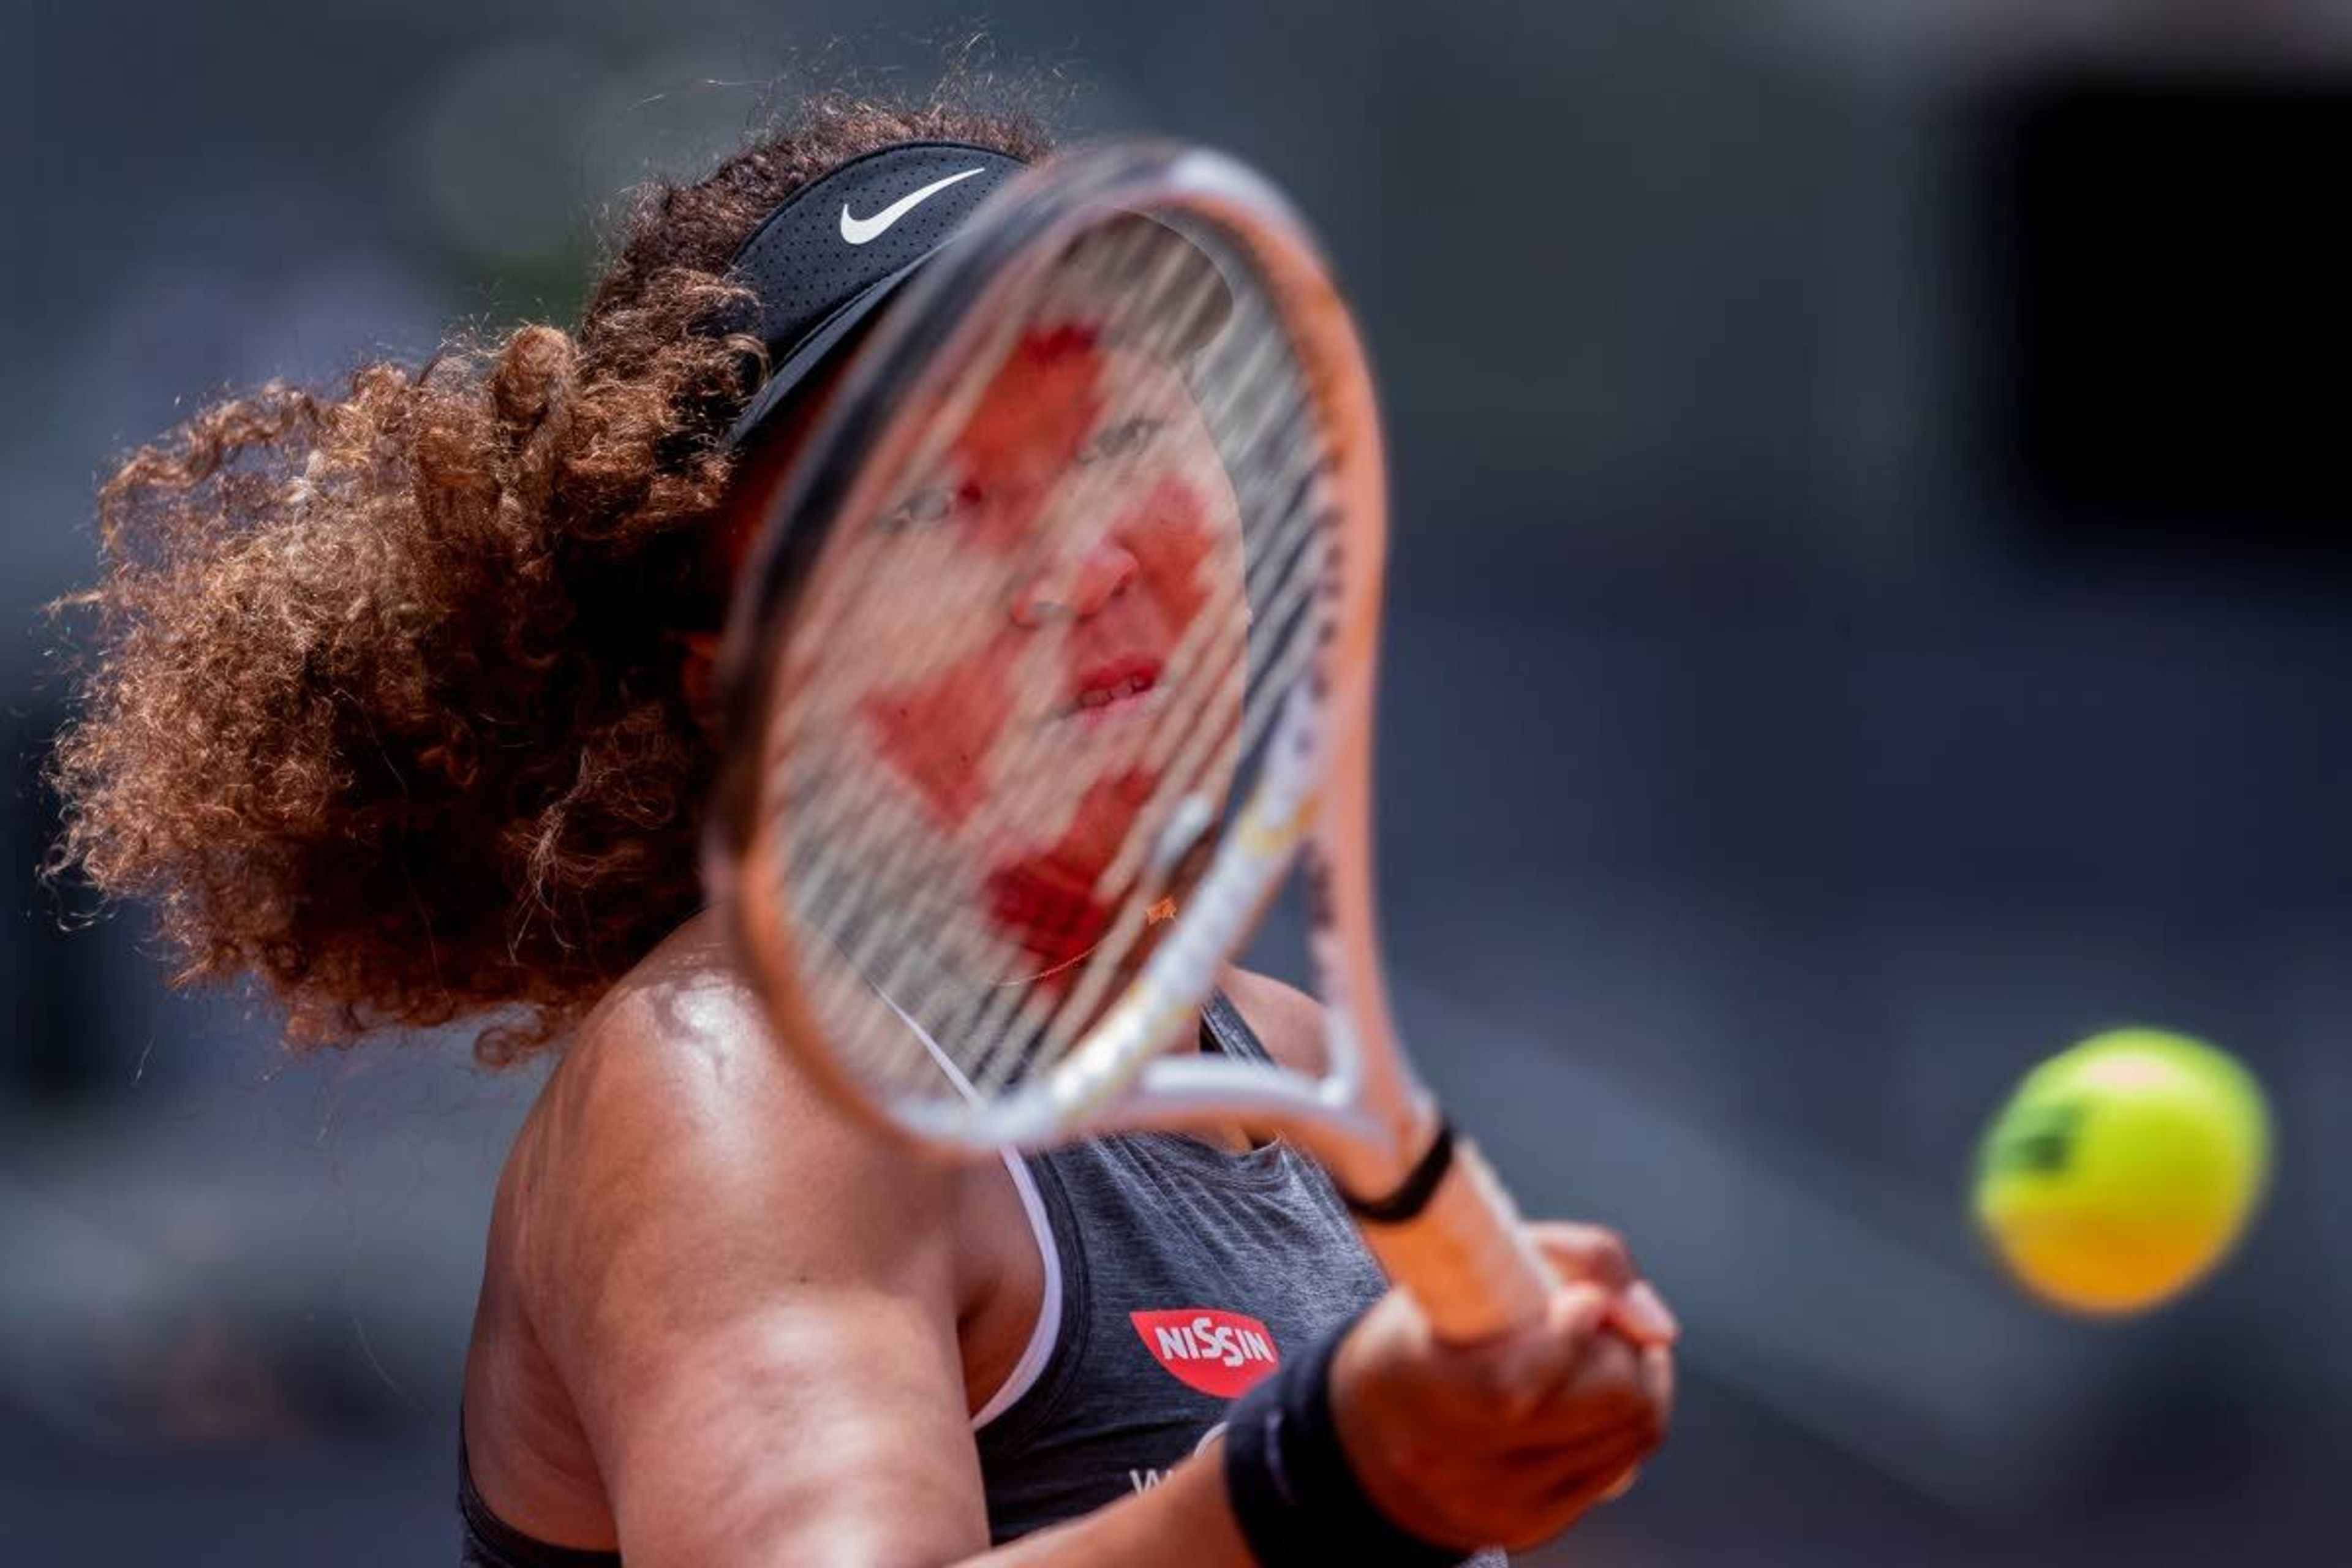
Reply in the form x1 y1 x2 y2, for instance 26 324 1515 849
1221 1310 1463 1568
1344 1117 1457 1224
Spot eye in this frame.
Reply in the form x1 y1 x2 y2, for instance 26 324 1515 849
1078 417 1163 465
878 484 970 533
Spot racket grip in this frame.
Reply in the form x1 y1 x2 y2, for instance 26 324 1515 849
1354 1133 1555 1344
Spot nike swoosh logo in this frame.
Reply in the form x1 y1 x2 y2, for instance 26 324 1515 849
839 167 986 244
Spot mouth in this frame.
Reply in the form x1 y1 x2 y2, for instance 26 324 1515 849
1066 655 1163 719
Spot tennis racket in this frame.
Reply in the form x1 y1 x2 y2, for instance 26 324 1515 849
703 140 1553 1345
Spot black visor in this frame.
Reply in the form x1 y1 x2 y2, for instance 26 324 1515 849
717 141 1028 447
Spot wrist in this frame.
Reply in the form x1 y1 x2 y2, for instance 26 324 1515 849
1221 1310 1462 1567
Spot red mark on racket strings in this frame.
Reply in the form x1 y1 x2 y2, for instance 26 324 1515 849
946 323 1109 556
1112 477 1218 636
846 322 1244 967
856 628 1027 829
855 450 1227 826
982 768 1156 973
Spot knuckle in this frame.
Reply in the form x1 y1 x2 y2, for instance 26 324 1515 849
1581 1347 1656 1427
1463 1343 1561 1422
1544 1223 1634 1288
1389 1430 1446 1478
1468 1362 1533 1422
1493 1376 1548 1426
1588 1332 1642 1389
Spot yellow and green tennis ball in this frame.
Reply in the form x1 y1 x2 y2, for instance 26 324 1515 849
1973 1028 2272 1316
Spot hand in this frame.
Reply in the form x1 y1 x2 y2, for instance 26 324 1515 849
1329 1223 1677 1554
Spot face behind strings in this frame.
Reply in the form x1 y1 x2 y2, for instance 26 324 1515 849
745 214 1332 1120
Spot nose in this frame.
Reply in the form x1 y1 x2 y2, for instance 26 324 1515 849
1012 537 1139 627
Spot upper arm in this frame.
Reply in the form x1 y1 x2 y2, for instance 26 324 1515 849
1219 964 1329 1076
523 968 992 1568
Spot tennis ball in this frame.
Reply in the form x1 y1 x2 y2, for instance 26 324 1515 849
1973 1028 2271 1316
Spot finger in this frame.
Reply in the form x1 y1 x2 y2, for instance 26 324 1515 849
1527 1222 1679 1346
1537 1427 1657 1505
1479 1425 1657 1531
1460 1282 1611 1423
1538 1444 1653 1526
1640 1341 1676 1427
1490 1419 1656 1480
1513 1333 1662 1447
1427 1430 1656 1553
1526 1223 1634 1292
1559 1346 1673 1461
1487 1283 1614 1420
1606 1280 1680 1348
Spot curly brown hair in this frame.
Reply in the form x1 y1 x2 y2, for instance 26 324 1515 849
46 87 1055 1062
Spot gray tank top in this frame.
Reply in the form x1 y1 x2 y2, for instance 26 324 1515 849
458 993 1503 1564
973 993 1506 1566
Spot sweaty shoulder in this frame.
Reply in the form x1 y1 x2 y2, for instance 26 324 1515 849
467 913 1016 1537
510 913 972 1325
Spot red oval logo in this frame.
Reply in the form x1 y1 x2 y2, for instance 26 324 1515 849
1128 1308 1282 1398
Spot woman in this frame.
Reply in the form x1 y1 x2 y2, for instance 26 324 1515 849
50 85 1676 1566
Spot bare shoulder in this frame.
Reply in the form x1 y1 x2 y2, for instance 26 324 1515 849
469 914 1033 1560
508 913 970 1327
1218 963 1329 1076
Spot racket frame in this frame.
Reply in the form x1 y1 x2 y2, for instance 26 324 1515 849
708 141 1553 1341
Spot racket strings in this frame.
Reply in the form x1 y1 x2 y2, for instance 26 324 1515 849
780 279 1249 1050
763 216 1336 1104
805 413 1317 1095
946 328 1333 1091
773 226 1238 907
806 329 1322 1095
924 364 1330 1095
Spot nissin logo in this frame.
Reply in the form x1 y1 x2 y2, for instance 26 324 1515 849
1128 1309 1281 1398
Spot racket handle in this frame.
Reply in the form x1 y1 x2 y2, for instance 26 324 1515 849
1354 1131 1555 1344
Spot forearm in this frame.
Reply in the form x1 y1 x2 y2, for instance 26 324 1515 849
954 1445 1254 1568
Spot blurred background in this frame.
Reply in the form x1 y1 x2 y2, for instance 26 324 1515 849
6 1 2350 1562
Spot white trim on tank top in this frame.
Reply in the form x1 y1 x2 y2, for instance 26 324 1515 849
884 996 1063 1431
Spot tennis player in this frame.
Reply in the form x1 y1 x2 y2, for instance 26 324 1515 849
50 90 1675 1566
